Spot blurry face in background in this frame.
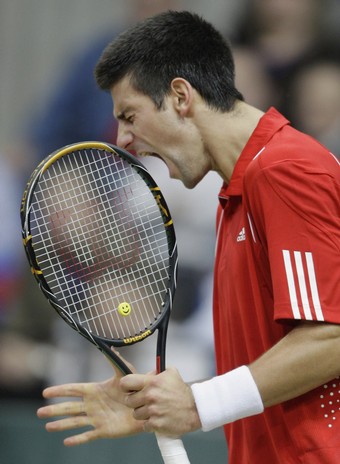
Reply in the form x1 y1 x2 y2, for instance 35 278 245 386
292 62 340 136
130 0 179 21
233 47 277 111
254 0 320 30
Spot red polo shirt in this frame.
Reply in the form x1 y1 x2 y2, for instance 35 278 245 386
214 107 340 463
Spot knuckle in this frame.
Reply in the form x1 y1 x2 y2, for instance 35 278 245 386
144 390 156 403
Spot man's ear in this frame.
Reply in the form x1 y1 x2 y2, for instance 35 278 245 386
170 78 194 117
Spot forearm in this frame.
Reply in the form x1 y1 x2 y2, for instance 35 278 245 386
250 321 340 407
192 321 340 431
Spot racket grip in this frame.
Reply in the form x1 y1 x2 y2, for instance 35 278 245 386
156 433 191 464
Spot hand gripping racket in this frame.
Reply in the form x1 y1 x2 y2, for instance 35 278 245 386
20 141 190 464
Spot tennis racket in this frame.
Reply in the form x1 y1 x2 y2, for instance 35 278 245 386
20 141 190 464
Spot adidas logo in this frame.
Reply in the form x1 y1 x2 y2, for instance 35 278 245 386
237 227 246 242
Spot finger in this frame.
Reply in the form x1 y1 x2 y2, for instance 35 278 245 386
119 374 148 392
37 401 84 419
111 348 136 375
63 429 101 447
123 389 145 408
45 415 90 433
42 383 90 399
132 405 150 421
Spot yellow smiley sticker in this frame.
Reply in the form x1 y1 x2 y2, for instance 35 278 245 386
118 302 131 316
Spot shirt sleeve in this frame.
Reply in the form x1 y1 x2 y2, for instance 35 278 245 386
245 155 340 324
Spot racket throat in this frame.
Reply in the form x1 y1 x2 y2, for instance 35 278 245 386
156 310 170 374
156 355 162 375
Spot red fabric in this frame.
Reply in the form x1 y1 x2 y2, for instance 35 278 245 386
213 107 340 463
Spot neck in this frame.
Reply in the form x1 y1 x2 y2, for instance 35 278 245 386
199 101 264 183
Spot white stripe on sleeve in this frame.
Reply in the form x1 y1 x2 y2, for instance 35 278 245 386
293 251 313 320
282 250 324 321
305 252 324 321
282 250 301 319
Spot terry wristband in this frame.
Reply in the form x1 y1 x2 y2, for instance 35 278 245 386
191 365 264 431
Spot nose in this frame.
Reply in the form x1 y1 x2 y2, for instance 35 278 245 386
116 123 134 151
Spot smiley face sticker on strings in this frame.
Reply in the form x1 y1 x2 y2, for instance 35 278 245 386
118 302 132 316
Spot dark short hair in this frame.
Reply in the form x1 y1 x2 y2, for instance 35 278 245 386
95 10 243 111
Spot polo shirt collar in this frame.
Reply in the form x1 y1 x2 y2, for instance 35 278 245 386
219 107 290 199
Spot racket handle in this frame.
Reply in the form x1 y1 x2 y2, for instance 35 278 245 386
156 433 191 464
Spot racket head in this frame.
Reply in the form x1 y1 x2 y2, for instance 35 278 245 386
21 142 178 365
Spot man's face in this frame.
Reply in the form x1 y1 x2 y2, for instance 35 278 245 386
110 76 211 189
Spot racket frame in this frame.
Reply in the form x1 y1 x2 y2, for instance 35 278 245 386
20 141 178 375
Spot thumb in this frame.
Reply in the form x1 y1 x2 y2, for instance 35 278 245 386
119 373 148 392
110 347 137 377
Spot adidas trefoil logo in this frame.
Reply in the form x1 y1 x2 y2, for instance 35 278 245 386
237 227 246 242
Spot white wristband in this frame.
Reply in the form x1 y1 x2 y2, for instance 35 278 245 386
191 366 264 432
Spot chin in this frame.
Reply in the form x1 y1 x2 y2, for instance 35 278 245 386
170 170 203 189
181 177 200 189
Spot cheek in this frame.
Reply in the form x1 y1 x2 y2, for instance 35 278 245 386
157 126 178 147
156 115 188 145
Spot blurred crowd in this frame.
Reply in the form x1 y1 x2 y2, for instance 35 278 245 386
1 0 340 400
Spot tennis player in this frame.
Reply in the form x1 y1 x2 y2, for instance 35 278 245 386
37 11 340 463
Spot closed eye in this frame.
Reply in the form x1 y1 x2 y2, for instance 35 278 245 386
116 111 134 124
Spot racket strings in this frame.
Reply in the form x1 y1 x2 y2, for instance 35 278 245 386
41 155 117 339
33 166 167 273
30 149 171 340
44 152 167 338
81 150 168 339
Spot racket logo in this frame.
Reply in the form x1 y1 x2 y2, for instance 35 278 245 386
154 194 169 217
151 188 173 226
123 330 152 344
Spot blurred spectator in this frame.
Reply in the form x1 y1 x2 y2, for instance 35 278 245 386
233 0 340 114
1 0 190 399
0 154 22 325
232 46 277 111
287 60 340 158
0 152 53 398
28 0 180 160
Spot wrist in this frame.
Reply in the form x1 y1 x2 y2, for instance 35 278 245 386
191 365 264 432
